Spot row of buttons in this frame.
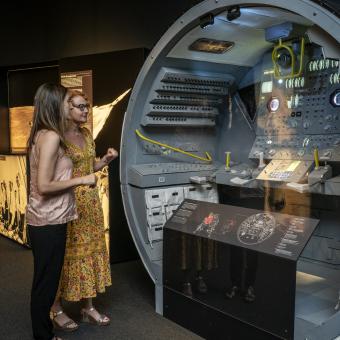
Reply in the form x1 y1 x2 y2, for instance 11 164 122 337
161 85 226 94
152 105 215 111
163 74 228 87
150 117 188 121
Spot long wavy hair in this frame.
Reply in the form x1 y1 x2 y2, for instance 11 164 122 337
27 83 68 152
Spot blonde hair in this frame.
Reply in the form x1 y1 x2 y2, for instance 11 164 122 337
27 83 68 151
67 89 89 104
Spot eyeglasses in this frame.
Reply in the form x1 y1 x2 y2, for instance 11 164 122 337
70 102 90 112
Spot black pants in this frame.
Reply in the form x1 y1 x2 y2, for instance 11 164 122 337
28 224 67 340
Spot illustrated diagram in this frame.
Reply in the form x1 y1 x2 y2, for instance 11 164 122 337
194 212 220 238
237 213 276 245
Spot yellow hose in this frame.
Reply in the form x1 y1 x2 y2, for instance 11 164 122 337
135 129 212 163
272 37 305 79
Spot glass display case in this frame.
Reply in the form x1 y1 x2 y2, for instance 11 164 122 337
163 199 323 339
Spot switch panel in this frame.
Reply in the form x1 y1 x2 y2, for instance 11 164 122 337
249 53 340 161
142 68 234 127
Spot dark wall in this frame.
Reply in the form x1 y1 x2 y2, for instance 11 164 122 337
0 0 337 68
8 66 59 107
0 0 202 67
0 69 9 153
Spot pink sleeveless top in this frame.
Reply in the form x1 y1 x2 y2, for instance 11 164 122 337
26 130 78 226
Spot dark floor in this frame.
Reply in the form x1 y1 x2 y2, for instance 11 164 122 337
0 236 201 340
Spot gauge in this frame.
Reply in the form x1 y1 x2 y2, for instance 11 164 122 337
330 90 340 107
268 97 280 112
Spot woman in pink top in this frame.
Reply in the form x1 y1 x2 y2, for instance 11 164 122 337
26 83 96 340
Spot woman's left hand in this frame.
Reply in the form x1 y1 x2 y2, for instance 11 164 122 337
102 148 118 164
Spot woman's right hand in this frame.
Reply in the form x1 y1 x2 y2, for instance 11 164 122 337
81 174 97 186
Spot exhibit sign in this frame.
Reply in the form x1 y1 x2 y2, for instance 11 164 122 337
9 106 34 154
167 199 319 261
0 155 27 245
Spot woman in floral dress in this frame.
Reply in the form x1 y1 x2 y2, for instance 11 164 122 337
51 90 118 330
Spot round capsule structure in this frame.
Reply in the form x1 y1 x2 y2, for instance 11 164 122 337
120 1 340 317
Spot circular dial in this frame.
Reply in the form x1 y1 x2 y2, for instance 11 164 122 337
330 90 340 107
268 97 280 112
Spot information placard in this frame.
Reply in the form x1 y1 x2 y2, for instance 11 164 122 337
166 199 319 260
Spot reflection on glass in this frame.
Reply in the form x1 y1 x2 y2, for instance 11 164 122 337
225 246 258 303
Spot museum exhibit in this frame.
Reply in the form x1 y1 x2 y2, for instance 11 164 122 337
0 0 339 339
120 0 340 339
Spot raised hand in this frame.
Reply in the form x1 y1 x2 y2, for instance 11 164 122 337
102 148 118 164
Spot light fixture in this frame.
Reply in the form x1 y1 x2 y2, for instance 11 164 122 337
189 38 234 54
199 13 214 29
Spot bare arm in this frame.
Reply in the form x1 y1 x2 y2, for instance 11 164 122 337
94 148 119 172
93 158 108 172
37 131 95 195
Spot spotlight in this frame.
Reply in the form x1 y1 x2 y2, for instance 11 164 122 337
199 13 214 29
226 6 241 21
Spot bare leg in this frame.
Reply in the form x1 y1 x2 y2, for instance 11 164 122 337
51 297 62 312
81 298 110 325
50 297 78 331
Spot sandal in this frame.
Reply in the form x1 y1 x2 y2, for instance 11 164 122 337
81 307 110 326
50 310 79 332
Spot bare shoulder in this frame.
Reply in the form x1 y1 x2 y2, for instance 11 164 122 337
38 130 61 148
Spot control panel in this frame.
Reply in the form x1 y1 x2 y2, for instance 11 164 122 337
257 159 313 182
249 134 340 161
142 69 234 127
128 162 217 187
250 52 340 161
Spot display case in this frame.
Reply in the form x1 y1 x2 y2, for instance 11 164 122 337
162 199 340 340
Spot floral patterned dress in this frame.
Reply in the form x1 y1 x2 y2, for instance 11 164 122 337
58 127 111 301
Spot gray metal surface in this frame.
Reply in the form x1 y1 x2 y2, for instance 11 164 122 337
120 2 340 338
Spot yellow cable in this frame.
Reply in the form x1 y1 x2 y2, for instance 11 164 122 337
297 37 305 77
135 129 212 163
272 37 305 79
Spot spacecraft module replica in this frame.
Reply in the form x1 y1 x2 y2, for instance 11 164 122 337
120 0 340 338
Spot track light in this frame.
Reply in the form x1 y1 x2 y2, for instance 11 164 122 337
199 13 214 29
